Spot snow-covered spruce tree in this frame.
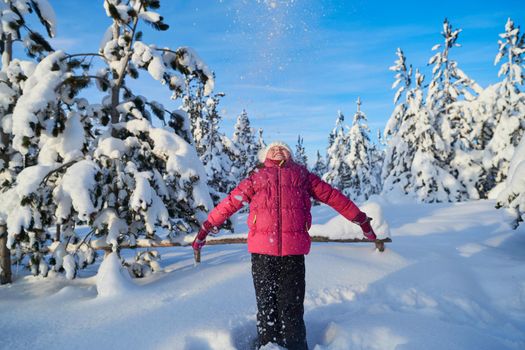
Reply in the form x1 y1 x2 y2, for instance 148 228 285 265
310 150 327 206
182 75 206 150
482 18 525 196
385 48 412 140
371 128 385 193
427 19 482 146
344 97 381 201
426 19 483 201
457 85 499 199
294 135 308 167
186 91 238 231
496 135 525 228
323 110 352 191
455 19 525 199
382 69 463 202
0 51 96 279
311 150 326 178
199 92 236 200
231 109 259 179
88 0 214 275
1 0 215 279
181 71 239 212
0 0 56 283
410 71 464 202
382 48 413 197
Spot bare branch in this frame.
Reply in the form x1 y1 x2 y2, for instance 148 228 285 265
62 53 105 61
39 159 80 186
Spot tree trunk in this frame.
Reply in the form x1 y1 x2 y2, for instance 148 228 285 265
2 33 12 69
110 23 121 125
0 225 12 284
110 85 120 124
67 237 392 253
0 34 12 165
0 130 8 166
0 34 13 285
55 224 61 242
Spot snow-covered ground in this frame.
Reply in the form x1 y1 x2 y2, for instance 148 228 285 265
1 199 524 350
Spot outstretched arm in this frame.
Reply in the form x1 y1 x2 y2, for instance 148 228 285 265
308 173 362 220
192 176 255 251
207 176 255 228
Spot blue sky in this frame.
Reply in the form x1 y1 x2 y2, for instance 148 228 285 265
42 0 524 164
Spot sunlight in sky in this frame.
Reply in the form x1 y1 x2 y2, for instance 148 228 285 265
44 0 524 164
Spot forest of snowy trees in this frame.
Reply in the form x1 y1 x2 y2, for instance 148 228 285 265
318 18 524 229
0 0 523 285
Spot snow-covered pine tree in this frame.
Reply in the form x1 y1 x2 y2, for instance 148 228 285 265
385 48 412 140
310 150 327 206
382 49 414 198
0 0 56 284
444 100 485 200
410 71 464 202
453 19 525 200
426 18 483 201
0 51 95 279
182 74 205 148
482 18 525 196
90 0 214 274
199 92 236 200
370 128 385 193
0 0 215 279
427 19 482 145
383 68 463 202
231 109 259 179
457 85 499 199
311 150 326 178
323 111 352 191
496 135 525 228
344 97 380 201
426 19 482 201
294 135 308 167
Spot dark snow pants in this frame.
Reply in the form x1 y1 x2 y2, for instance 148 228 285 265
251 253 308 350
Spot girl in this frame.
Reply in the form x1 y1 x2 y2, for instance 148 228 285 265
192 142 376 350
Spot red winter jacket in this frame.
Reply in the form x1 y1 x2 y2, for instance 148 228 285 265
207 158 364 256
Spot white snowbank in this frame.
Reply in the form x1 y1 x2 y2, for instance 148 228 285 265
96 253 136 298
1 199 524 350
309 198 390 240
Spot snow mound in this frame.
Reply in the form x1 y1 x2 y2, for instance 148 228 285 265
96 253 136 298
314 322 407 350
309 197 390 240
